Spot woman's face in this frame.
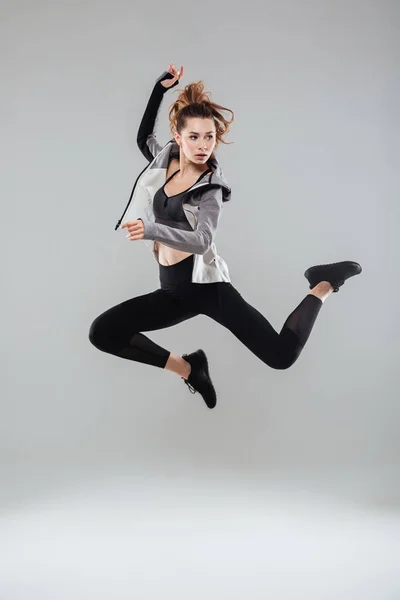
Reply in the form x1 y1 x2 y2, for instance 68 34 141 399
175 117 216 164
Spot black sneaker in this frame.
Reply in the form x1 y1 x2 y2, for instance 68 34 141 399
304 260 362 293
181 349 217 409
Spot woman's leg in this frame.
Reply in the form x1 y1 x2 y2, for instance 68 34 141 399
201 283 328 370
88 288 198 370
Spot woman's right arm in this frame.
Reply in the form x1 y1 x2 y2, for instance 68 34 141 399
136 71 180 162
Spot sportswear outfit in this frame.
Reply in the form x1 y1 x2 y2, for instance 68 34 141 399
89 70 362 408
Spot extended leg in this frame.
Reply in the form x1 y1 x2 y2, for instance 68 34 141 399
202 283 324 370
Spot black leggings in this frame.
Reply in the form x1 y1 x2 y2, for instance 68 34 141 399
89 255 323 370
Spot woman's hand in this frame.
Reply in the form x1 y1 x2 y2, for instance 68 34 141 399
160 63 184 88
121 219 145 241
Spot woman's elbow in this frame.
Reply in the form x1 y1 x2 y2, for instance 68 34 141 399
196 230 213 255
136 136 153 162
136 134 145 152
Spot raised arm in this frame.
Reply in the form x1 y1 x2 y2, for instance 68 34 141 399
136 67 181 162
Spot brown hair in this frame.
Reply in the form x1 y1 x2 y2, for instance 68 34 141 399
167 80 234 151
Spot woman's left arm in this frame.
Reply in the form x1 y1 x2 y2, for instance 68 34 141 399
139 187 224 254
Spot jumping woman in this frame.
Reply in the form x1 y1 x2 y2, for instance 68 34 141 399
89 62 362 409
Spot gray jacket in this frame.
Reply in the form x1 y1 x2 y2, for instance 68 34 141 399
115 71 232 284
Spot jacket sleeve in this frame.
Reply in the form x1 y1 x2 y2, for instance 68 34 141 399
140 186 224 255
136 71 180 162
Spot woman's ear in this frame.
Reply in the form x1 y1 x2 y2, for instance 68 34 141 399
173 132 181 147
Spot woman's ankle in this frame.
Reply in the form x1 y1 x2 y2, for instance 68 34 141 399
308 281 334 303
164 353 191 379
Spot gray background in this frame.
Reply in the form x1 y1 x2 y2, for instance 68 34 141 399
3 0 399 598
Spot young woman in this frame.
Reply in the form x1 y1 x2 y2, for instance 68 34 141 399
89 62 362 409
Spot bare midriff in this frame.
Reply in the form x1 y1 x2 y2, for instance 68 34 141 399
154 158 208 266
154 241 193 267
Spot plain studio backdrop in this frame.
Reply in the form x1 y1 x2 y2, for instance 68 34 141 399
2 0 399 598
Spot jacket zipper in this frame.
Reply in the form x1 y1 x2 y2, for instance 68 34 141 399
114 162 150 230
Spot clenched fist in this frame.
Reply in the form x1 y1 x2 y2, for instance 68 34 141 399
121 219 145 241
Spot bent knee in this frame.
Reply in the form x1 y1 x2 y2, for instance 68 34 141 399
88 314 139 353
88 316 109 351
88 320 99 348
269 350 300 370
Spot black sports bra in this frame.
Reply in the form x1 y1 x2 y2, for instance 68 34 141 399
153 167 212 230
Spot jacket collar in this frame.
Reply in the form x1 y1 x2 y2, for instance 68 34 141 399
153 139 232 203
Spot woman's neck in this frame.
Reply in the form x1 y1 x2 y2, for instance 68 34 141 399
178 156 211 178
